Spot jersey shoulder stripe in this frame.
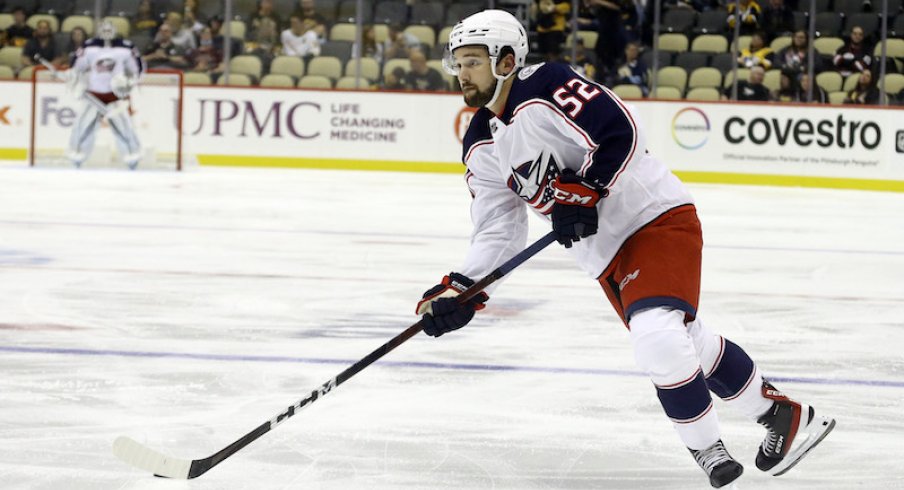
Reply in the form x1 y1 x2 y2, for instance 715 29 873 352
83 38 132 49
462 107 494 164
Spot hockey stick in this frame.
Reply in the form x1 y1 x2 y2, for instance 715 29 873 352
33 54 109 116
113 231 559 479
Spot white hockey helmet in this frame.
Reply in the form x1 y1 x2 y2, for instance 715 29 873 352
446 10 528 69
443 9 528 107
99 20 117 42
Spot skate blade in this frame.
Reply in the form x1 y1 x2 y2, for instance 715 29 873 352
770 414 836 476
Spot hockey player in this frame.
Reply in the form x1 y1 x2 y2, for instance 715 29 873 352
66 21 144 169
415 10 835 489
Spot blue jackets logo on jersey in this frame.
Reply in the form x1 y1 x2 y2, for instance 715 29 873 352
507 150 561 214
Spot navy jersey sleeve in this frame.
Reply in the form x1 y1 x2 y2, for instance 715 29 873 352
461 108 494 164
522 63 639 188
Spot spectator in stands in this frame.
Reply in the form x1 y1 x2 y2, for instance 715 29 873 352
616 41 648 96
383 23 420 60
183 0 207 36
382 66 407 89
844 69 880 104
249 0 283 39
532 0 571 62
738 31 774 69
164 12 197 51
573 0 599 33
20 20 60 68
772 68 799 102
4 7 33 48
775 30 821 74
132 0 160 38
189 26 225 76
143 22 191 70
834 26 872 78
246 16 280 71
281 13 322 59
760 0 794 41
351 24 385 66
727 0 763 36
404 48 445 91
565 37 597 80
294 0 328 39
62 27 88 66
590 0 628 81
798 73 828 103
724 65 771 101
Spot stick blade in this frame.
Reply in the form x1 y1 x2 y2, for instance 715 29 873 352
113 436 193 479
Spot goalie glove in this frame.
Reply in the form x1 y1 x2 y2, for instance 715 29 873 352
550 170 606 248
111 73 136 99
416 272 488 337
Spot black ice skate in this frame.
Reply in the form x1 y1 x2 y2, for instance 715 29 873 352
756 380 836 476
689 440 744 488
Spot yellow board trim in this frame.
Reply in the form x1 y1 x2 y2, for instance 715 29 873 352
674 171 904 192
197 155 904 192
197 154 465 174
0 148 27 160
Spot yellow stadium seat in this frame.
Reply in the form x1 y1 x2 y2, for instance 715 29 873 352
813 37 844 56
344 57 380 81
657 33 689 53
688 67 722 89
298 75 333 89
260 74 295 87
685 87 721 101
656 66 688 93
270 56 305 80
653 86 683 100
229 55 263 81
307 56 342 80
691 34 728 54
183 72 212 85
336 76 374 89
61 15 95 35
404 25 435 47
26 14 59 32
816 71 842 92
612 84 644 99
217 73 252 86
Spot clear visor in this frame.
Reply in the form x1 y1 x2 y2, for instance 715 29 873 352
442 45 492 76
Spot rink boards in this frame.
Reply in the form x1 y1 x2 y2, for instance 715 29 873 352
1 78 903 191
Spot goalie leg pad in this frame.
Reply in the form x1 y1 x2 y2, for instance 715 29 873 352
630 307 721 450
105 101 142 168
68 99 102 166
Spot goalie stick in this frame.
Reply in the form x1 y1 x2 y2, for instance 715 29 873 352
113 231 559 479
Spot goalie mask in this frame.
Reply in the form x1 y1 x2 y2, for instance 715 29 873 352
99 20 116 44
443 10 528 109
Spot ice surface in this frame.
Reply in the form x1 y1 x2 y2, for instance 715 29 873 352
1 166 902 489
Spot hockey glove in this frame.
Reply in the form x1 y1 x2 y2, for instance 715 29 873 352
416 272 489 337
550 170 605 248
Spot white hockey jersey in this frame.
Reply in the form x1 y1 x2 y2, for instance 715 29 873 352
71 38 143 94
459 62 694 280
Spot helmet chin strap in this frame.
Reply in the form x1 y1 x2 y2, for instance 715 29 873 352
484 55 516 111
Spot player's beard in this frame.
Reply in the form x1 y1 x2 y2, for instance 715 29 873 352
462 80 497 108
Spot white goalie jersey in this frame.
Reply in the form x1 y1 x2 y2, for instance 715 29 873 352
70 38 144 97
